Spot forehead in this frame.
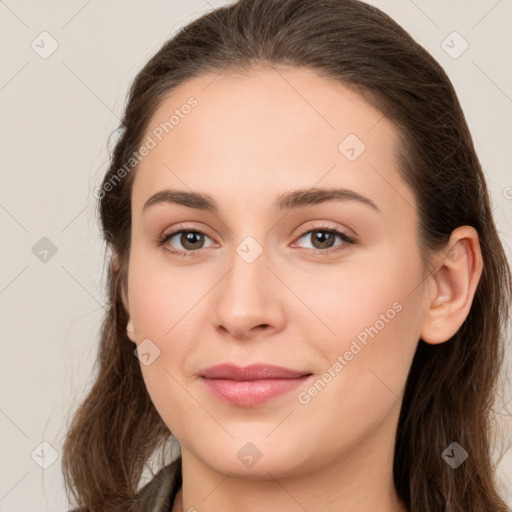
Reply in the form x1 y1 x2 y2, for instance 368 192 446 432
131 65 416 221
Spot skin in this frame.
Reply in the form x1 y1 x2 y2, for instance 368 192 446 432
121 65 483 512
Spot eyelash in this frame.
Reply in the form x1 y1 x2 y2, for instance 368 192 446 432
154 225 356 258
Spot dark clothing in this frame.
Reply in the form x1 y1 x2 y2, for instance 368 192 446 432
67 457 182 512
135 457 182 511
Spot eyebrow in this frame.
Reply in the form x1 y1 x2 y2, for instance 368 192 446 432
142 187 380 214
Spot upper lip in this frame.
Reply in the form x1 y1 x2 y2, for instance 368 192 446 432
200 363 312 381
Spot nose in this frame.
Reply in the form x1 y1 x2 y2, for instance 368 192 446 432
212 242 287 340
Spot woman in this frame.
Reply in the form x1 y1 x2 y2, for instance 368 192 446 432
62 0 512 511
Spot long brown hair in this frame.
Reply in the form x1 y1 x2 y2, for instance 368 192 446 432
61 0 512 510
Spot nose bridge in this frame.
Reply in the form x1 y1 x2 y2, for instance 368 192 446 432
221 207 274 280
225 232 272 301
212 230 284 336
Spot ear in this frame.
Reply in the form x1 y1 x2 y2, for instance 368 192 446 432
112 251 129 309
420 226 483 344
126 317 136 343
112 250 136 344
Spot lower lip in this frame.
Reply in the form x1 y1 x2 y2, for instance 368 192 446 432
200 376 312 406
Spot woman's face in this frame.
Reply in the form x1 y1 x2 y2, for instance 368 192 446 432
125 66 430 478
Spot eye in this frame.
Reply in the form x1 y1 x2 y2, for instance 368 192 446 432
291 227 355 255
155 229 215 256
155 225 356 257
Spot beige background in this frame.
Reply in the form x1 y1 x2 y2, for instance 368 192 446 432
1 0 511 510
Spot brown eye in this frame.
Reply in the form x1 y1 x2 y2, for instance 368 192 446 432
309 230 337 249
178 231 206 250
294 228 355 253
156 229 215 255
156 226 355 258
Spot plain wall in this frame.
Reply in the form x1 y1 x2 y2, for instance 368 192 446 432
0 0 511 509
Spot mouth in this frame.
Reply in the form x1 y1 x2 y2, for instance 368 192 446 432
199 363 313 406
200 362 312 380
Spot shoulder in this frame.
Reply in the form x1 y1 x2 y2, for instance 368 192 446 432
66 457 182 512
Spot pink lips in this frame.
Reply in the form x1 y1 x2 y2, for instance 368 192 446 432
199 363 313 406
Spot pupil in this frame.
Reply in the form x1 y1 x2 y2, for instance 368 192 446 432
314 231 333 248
183 231 203 249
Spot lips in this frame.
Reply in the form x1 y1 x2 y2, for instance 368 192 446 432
200 363 311 380
199 363 313 407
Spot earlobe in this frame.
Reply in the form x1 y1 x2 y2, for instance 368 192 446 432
420 226 483 345
126 317 136 343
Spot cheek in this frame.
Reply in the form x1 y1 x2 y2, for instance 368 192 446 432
126 250 209 423
291 276 422 452
287 254 417 344
127 249 203 338
294 245 424 393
